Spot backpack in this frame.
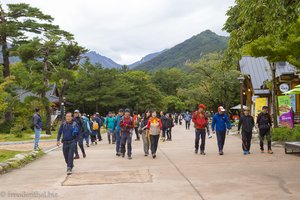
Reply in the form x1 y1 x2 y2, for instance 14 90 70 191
92 121 99 130
82 117 89 132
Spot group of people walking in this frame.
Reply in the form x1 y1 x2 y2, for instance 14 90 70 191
32 102 274 175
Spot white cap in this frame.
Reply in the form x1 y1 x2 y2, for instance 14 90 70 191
218 106 226 112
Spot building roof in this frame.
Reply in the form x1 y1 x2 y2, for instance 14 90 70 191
16 84 59 103
239 56 297 95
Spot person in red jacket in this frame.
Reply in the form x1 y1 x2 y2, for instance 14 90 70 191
120 109 134 159
192 104 208 155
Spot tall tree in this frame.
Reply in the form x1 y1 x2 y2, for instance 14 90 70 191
223 0 300 127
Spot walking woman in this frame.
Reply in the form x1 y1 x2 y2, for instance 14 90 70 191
140 110 151 156
147 111 162 159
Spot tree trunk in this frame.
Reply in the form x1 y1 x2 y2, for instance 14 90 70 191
43 48 51 135
45 104 52 135
271 62 278 128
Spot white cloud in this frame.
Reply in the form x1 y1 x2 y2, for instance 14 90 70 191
3 0 235 64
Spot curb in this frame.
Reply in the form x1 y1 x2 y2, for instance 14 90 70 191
0 150 44 174
0 139 56 146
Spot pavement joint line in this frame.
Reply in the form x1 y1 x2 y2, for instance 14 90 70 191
44 145 61 154
159 147 205 200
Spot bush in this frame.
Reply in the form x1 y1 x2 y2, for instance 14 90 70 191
272 126 300 142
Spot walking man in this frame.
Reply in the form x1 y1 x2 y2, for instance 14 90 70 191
57 112 79 175
193 104 208 155
133 111 141 141
114 109 124 156
238 108 254 155
120 109 134 159
257 106 273 154
73 110 86 159
94 112 103 141
184 112 192 130
32 108 42 150
106 112 116 144
212 106 231 155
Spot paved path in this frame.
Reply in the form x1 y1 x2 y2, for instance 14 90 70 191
0 125 300 200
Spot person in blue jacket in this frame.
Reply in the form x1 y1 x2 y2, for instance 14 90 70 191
114 109 124 156
57 112 79 175
211 106 231 155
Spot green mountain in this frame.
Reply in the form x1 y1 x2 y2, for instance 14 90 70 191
134 30 229 71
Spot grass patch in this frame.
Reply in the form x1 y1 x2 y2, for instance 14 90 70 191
0 131 58 142
272 125 300 142
0 149 24 162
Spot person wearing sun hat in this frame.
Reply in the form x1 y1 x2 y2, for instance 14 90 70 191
211 106 231 155
192 104 208 155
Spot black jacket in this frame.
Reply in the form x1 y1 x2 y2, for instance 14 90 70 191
238 115 255 132
256 112 272 130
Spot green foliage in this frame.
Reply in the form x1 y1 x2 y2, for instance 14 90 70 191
272 126 300 142
135 30 228 71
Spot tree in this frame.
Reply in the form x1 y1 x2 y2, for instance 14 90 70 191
178 53 240 112
223 0 300 127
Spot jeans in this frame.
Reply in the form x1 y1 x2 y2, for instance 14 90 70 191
107 128 114 144
259 129 272 150
120 133 132 156
141 130 150 155
83 131 89 144
62 141 76 168
195 129 206 152
115 129 121 153
34 127 41 149
75 133 85 156
216 131 226 152
150 134 160 155
242 131 252 151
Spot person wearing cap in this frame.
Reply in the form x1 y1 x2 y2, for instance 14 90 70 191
211 106 231 155
238 108 255 155
81 113 91 147
192 104 208 155
32 108 42 150
114 109 124 156
73 110 86 159
57 112 79 175
256 106 273 154
119 109 134 159
93 112 103 141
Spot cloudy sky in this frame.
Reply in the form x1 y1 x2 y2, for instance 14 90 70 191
4 0 235 64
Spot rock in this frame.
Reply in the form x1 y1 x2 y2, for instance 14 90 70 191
0 166 3 173
15 154 25 160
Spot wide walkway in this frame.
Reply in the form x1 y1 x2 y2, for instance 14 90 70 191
1 125 300 200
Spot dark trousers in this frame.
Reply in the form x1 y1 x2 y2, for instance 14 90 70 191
75 133 85 156
97 129 102 141
121 133 132 156
195 129 206 152
242 131 252 151
216 131 226 152
90 134 97 143
62 141 76 168
150 134 160 155
162 128 167 138
259 129 272 150
167 128 172 140
186 121 191 130
134 127 140 140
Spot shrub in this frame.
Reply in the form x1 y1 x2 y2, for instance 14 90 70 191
272 126 300 142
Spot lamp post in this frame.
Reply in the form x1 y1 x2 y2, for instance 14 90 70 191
238 75 245 113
